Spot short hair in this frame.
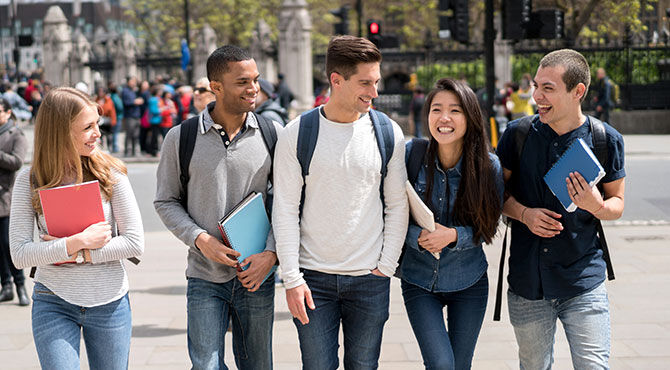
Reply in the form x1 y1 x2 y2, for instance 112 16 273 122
539 49 591 102
325 36 381 83
206 45 252 82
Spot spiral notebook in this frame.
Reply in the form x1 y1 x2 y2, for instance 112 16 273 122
543 138 605 212
217 192 276 282
406 181 440 259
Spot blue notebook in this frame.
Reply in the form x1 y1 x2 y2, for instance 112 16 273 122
543 138 606 212
218 192 276 283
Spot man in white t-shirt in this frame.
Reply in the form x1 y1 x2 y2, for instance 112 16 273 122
272 35 409 369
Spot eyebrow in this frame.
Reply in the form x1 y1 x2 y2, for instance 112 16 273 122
533 80 555 88
431 103 462 107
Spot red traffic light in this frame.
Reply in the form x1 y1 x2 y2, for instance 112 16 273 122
369 22 380 34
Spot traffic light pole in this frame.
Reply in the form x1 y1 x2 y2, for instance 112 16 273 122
484 0 496 144
11 0 19 83
356 0 363 38
184 0 192 85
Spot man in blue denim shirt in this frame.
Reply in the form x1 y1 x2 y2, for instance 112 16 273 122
497 49 625 369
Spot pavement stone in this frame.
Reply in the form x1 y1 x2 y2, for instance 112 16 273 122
1 223 668 369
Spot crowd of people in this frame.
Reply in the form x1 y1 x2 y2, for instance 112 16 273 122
0 35 626 370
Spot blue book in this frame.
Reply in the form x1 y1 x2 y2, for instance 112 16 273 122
543 138 606 212
218 192 276 283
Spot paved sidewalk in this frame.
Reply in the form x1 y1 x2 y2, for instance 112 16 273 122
1 223 669 369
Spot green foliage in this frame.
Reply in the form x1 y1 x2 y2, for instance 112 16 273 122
416 61 485 90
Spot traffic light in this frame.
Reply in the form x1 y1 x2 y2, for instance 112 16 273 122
502 0 532 40
526 10 564 39
437 0 469 44
367 20 382 47
18 35 34 47
331 5 350 35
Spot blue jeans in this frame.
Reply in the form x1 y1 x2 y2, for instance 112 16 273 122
508 282 610 370
295 269 390 370
31 282 132 370
401 273 488 370
186 275 275 370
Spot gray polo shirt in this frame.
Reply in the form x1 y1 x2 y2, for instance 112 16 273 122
154 105 280 283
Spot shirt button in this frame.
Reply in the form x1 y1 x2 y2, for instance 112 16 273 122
439 197 443 201
225 140 230 145
220 131 225 136
553 142 558 147
442 179 445 183
543 248 548 252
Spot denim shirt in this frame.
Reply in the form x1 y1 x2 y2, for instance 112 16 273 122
400 140 504 293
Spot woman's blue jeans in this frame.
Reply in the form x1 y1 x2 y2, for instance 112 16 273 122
401 273 488 370
31 282 132 370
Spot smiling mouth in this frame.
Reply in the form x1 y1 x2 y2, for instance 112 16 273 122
437 126 455 133
359 97 371 105
537 104 552 114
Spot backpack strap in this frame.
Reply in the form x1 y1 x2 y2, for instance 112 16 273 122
588 116 608 168
513 115 535 168
370 109 395 205
254 112 278 162
178 115 200 209
588 115 615 281
297 108 320 215
407 138 429 184
493 221 510 321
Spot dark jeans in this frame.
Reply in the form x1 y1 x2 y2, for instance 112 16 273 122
187 275 275 370
595 107 610 123
401 273 488 370
0 216 24 286
122 117 140 156
148 125 162 156
295 269 390 370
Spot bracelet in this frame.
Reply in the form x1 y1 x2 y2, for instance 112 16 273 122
520 207 528 223
593 200 605 215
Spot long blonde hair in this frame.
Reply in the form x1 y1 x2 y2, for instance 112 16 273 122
31 87 127 214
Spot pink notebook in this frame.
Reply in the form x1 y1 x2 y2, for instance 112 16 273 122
38 180 105 238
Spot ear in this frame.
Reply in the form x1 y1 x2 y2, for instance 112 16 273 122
330 72 342 88
209 80 223 95
574 83 586 101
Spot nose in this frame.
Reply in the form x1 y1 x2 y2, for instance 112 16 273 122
532 87 542 102
370 83 379 99
93 123 101 138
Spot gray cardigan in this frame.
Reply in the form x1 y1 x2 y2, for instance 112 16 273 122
154 108 281 284
0 121 27 217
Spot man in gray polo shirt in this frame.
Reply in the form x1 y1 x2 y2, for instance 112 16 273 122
154 45 280 370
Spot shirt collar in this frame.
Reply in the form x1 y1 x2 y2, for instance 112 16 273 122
434 153 463 176
199 101 258 134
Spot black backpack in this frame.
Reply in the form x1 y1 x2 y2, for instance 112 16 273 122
177 112 278 209
492 114 615 321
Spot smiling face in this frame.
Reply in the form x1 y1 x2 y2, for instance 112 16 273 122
71 104 101 157
331 62 380 116
210 59 260 115
427 90 467 148
532 65 585 127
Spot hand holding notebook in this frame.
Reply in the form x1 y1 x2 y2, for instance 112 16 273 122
405 181 440 259
543 138 605 212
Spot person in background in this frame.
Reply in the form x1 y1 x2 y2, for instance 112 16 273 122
147 84 164 157
138 80 152 155
255 78 288 126
408 87 426 137
400 78 503 369
109 82 123 153
276 73 294 111
95 86 117 152
1 83 32 122
160 90 178 142
313 85 329 107
593 67 613 123
0 98 29 306
121 77 143 157
9 87 144 369
510 74 535 119
193 77 216 113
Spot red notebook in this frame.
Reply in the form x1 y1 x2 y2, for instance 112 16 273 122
38 180 105 238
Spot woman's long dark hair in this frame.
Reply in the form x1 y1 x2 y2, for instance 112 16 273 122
422 78 501 244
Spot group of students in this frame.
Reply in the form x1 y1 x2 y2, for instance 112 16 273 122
5 34 625 370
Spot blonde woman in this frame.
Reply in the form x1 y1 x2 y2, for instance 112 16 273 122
9 87 144 369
